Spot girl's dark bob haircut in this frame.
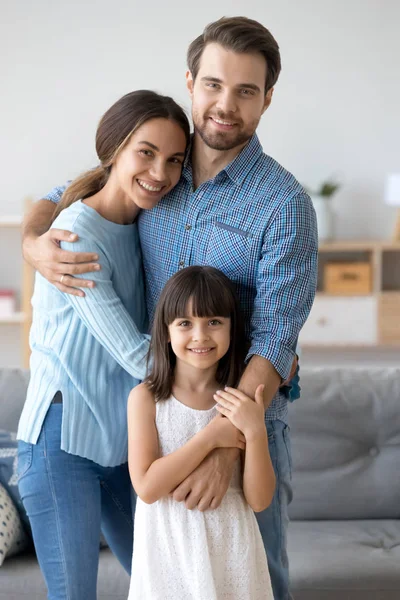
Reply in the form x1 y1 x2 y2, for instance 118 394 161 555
145 265 248 400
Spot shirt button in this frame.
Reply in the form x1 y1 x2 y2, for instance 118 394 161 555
178 260 185 269
185 224 192 231
369 447 379 457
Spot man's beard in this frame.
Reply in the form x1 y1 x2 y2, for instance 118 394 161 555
193 112 259 152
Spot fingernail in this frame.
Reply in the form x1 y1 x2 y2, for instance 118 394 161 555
69 234 76 241
94 265 101 271
93 255 99 260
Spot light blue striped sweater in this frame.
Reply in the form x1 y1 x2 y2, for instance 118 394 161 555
17 200 149 466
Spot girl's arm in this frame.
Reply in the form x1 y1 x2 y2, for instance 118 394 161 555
214 384 276 512
242 427 275 513
127 383 245 504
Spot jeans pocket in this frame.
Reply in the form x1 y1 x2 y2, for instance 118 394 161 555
17 440 33 480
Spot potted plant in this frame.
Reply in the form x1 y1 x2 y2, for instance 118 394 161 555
305 179 341 242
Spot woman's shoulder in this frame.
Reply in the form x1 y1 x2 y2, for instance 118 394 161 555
52 200 84 230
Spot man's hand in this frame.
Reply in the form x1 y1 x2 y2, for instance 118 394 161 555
23 229 100 297
172 447 239 511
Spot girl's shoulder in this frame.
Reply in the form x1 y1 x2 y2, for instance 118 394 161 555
128 383 156 415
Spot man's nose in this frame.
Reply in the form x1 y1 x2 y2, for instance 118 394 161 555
216 90 237 115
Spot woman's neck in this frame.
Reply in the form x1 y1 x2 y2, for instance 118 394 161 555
83 176 139 225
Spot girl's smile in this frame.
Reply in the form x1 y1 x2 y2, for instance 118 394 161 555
168 311 231 372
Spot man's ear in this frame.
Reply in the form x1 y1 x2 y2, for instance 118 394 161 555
262 87 274 114
186 70 194 97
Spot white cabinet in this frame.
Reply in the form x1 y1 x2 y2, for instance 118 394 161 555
300 296 377 346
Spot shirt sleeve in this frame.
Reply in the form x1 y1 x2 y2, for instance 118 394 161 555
246 192 318 381
44 183 70 203
60 233 150 380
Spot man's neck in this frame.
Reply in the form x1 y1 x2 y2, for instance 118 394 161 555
191 133 247 190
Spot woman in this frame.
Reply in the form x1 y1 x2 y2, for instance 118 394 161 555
17 90 190 600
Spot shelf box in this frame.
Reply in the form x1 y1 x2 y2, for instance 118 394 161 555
324 262 372 295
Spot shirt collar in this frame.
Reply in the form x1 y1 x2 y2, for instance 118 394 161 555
182 133 263 186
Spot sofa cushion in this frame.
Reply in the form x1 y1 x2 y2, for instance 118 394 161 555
0 369 30 433
289 519 400 600
288 368 400 520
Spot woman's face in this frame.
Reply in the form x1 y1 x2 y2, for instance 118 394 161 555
113 117 187 210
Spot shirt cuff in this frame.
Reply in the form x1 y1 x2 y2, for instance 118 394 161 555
246 340 295 382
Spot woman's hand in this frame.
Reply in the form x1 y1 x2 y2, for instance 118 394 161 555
207 414 246 450
214 385 266 441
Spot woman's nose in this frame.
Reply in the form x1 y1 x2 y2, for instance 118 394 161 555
149 160 167 182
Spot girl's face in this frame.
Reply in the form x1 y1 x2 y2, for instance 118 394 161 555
113 117 187 210
168 303 231 372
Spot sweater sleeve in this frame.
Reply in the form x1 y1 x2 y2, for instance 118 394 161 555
59 232 149 380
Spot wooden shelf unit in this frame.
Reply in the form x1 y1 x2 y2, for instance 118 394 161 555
300 240 400 349
0 198 34 367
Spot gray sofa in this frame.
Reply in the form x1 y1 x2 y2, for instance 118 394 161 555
1 367 399 599
287 367 400 600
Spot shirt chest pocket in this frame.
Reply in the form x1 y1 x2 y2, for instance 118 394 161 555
205 222 252 280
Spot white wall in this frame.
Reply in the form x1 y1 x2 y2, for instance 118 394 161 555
1 0 399 366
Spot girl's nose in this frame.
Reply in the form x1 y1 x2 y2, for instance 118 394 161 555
192 326 210 342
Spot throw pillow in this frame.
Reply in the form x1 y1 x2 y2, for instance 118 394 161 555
0 430 30 532
0 483 30 565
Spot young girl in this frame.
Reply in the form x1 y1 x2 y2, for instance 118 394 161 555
17 90 190 599
127 265 275 600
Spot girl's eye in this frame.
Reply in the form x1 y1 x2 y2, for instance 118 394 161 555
209 319 222 326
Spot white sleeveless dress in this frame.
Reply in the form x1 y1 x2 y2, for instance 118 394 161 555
128 396 273 600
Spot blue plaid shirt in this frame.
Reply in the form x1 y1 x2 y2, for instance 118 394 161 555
138 134 318 421
45 134 317 423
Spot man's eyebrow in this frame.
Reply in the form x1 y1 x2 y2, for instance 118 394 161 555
138 141 185 157
200 76 260 92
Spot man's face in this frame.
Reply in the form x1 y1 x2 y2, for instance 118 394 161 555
187 43 273 152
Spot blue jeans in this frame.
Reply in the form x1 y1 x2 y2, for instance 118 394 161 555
257 419 293 600
18 404 135 600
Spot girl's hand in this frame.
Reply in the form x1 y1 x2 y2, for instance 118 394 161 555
208 414 246 450
214 385 266 441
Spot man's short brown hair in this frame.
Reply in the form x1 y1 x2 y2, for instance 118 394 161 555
187 16 281 94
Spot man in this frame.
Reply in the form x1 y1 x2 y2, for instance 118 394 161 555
22 17 317 599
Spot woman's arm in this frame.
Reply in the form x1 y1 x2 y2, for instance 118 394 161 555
22 199 99 296
55 231 149 380
214 385 275 512
127 384 246 504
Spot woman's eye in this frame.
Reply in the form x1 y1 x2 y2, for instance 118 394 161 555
169 157 183 165
139 149 153 157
